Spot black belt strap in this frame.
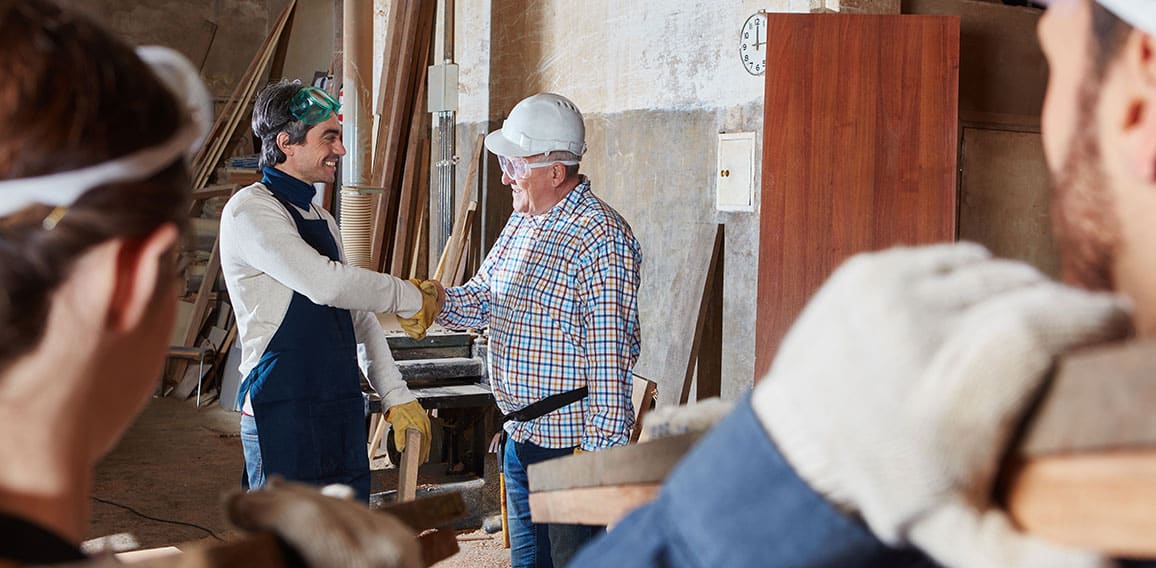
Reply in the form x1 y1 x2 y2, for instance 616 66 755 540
501 387 588 424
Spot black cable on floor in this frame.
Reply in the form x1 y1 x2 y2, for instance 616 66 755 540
91 496 224 542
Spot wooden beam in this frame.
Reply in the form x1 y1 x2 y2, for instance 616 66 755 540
527 433 701 493
529 484 661 526
680 224 724 404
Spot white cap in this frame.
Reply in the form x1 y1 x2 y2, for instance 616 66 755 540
484 93 587 158
0 46 211 218
1096 1 1156 35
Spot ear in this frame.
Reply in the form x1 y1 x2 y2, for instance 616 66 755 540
107 223 180 334
277 131 294 157
1121 32 1156 181
550 162 566 188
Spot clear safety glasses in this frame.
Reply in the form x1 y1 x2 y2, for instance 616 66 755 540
289 87 341 125
496 154 579 180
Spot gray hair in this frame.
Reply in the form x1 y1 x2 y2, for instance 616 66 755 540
543 150 580 178
251 79 314 169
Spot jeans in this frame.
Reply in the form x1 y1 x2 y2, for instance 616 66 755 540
240 413 266 491
504 438 604 568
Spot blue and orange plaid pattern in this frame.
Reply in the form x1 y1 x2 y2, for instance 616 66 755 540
438 180 642 450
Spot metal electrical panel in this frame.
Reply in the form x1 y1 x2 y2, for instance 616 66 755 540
716 131 755 211
428 63 459 112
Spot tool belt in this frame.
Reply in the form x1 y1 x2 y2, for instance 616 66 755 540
500 386 588 424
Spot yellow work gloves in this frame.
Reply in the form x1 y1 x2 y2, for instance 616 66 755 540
398 278 442 341
386 399 431 464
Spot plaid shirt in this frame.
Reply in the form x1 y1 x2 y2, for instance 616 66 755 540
438 179 642 450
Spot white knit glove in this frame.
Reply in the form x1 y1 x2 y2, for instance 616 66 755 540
752 243 1132 568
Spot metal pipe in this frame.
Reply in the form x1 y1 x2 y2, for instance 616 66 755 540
339 0 376 269
432 0 456 270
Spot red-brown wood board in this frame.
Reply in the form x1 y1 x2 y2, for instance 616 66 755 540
755 14 960 381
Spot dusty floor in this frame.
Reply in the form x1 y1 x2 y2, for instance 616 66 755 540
89 396 510 567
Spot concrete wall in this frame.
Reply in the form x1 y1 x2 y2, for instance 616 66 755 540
61 0 278 97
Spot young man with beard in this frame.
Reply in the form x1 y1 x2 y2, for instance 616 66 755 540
219 80 435 502
572 1 1154 567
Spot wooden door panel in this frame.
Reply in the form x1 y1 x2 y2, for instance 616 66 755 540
755 14 960 380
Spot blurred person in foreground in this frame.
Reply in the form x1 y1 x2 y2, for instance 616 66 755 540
0 1 421 566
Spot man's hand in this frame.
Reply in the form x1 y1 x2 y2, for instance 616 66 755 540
751 243 1131 568
386 399 432 463
227 478 423 568
397 279 443 340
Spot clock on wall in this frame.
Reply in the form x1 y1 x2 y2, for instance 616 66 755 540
739 11 767 76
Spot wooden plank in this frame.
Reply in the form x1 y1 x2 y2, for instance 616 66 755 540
192 0 297 190
680 224 724 404
529 484 661 526
527 433 702 493
630 376 657 444
435 135 485 280
388 81 430 275
169 239 223 386
370 0 436 271
1019 340 1156 456
398 427 422 502
754 14 959 379
449 204 477 286
418 528 460 566
1005 450 1156 558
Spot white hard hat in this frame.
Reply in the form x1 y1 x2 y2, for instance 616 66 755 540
484 93 587 158
1095 1 1156 35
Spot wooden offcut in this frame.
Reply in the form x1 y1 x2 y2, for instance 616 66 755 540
527 433 701 493
529 484 661 526
398 427 423 502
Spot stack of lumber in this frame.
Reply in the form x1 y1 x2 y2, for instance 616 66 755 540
165 2 298 400
368 0 437 276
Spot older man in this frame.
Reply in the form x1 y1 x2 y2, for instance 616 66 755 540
406 93 642 567
574 1 1155 567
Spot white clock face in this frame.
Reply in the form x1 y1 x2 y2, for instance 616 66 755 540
739 12 766 76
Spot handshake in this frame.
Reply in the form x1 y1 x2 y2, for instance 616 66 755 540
398 278 445 340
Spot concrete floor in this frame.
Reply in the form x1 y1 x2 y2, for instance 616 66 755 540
88 396 509 566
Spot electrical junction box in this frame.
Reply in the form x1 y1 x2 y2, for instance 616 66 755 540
716 131 756 212
428 63 459 113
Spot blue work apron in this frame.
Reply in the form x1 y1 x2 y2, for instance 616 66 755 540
235 194 370 501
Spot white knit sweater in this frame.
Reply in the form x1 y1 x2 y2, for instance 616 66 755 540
219 182 422 411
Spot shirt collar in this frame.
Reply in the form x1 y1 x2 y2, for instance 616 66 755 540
543 176 590 219
261 166 316 210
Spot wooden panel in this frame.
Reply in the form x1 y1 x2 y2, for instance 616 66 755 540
958 128 1058 276
755 14 959 379
902 0 1045 128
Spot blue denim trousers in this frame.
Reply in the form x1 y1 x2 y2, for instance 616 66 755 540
504 438 604 568
240 413 266 491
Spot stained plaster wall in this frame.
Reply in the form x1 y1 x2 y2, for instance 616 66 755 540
448 0 840 406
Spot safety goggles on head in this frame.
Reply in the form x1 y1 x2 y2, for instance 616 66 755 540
497 154 579 180
0 46 211 221
290 87 341 125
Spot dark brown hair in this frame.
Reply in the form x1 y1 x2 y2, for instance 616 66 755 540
1088 1 1132 81
0 0 190 368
